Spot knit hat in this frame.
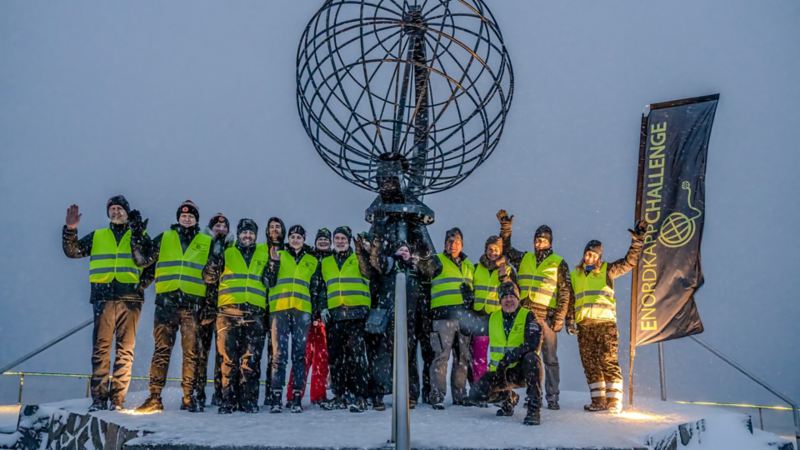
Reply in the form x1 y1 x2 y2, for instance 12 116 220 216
584 239 603 258
333 226 352 241
445 227 463 243
288 224 306 239
498 281 520 300
484 235 502 251
534 225 553 244
316 227 332 242
176 200 199 222
237 218 258 235
106 195 131 217
208 212 229 230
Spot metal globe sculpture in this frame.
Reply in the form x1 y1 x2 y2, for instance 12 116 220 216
297 0 514 196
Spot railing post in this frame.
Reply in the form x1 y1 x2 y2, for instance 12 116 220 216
18 372 24 404
757 407 764 430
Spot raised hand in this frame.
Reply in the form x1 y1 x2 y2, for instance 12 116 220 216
269 245 280 261
496 209 514 224
66 204 81 230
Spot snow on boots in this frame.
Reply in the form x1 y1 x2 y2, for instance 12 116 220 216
584 397 607 412
135 394 164 413
270 390 283 413
290 390 303 413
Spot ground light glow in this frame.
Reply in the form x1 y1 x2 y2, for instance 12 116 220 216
614 410 669 422
118 409 160 416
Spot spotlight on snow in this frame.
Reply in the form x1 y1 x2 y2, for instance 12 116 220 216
119 409 160 416
615 410 669 422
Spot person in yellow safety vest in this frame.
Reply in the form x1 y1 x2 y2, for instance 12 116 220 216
265 224 324 414
317 226 373 413
260 216 287 406
569 220 646 413
416 227 474 410
467 282 543 426
469 235 516 390
201 218 269 414
63 195 153 412
130 200 211 414
496 210 573 411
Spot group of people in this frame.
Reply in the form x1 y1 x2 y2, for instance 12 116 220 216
63 195 646 427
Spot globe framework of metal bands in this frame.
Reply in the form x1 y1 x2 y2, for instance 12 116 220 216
296 0 514 195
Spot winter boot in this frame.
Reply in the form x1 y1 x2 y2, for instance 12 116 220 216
290 390 303 413
269 390 283 413
496 391 518 417
88 399 108 412
606 398 622 413
135 394 164 413
583 397 607 412
349 397 366 413
372 395 386 411
217 404 233 414
180 394 199 413
547 400 560 410
523 408 541 426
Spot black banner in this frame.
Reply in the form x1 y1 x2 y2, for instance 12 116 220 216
632 94 718 346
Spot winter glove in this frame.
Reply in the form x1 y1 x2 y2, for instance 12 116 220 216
211 234 227 259
565 319 578 336
320 308 331 324
628 219 647 241
128 209 148 238
496 209 514 238
460 283 475 310
552 318 564 333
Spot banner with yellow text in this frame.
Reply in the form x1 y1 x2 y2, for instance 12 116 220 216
632 94 718 346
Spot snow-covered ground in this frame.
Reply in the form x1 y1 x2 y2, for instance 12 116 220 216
37 387 791 449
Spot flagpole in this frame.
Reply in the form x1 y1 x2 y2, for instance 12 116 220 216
629 108 649 407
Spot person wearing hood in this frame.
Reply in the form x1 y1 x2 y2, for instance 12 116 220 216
62 195 152 412
265 225 324 413
470 235 516 390
496 210 572 410
416 227 474 410
202 218 269 413
570 221 646 413
195 213 231 408
260 216 286 404
132 200 211 413
468 282 543 426
286 228 333 407
316 226 372 412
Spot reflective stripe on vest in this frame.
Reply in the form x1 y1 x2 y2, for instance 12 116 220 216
268 250 318 313
430 254 474 309
488 308 530 372
472 263 501 314
518 252 562 309
89 228 140 284
321 253 370 310
570 262 616 323
218 244 269 309
154 230 211 297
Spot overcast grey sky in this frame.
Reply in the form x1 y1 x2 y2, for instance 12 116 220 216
1 0 798 416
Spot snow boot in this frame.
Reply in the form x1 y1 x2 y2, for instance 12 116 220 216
269 390 283 413
547 400 560 410
372 395 386 411
606 398 622 413
217 405 233 414
496 391 518 417
409 398 417 409
583 397 607 412
348 397 366 413
180 395 199 413
523 408 541 426
135 394 164 413
88 399 108 412
290 390 303 413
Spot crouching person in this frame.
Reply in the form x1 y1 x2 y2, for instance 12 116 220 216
203 218 268 414
468 282 543 426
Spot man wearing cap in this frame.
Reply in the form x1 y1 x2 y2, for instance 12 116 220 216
133 200 211 413
260 216 286 405
570 221 646 413
468 282 543 425
417 227 474 410
195 213 231 407
285 228 333 407
265 224 324 413
63 196 152 412
496 210 572 410
202 218 269 413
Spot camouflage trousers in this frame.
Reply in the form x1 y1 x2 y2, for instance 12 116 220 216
577 321 623 402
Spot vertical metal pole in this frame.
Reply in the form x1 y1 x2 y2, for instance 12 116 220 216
86 378 91 398
758 408 764 430
392 271 410 450
658 342 667 401
18 373 24 404
409 6 429 194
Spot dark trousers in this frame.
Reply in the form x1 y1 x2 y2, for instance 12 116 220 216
270 309 311 392
577 321 622 402
533 314 560 403
91 300 141 405
147 303 198 397
328 318 368 399
217 308 266 409
195 319 221 404
469 351 542 409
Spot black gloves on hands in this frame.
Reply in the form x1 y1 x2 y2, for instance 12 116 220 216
128 209 148 237
460 283 475 310
628 219 647 241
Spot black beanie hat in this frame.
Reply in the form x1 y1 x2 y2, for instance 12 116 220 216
106 195 131 217
584 240 603 258
498 281 520 300
315 227 332 242
534 225 553 244
208 212 229 230
237 218 258 236
484 235 502 251
288 224 306 239
445 227 463 243
333 226 352 241
177 200 199 222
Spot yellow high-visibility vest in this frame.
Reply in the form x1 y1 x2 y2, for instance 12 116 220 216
155 230 211 297
218 244 269 309
430 253 473 309
88 228 140 284
321 253 370 310
488 307 530 372
518 252 563 309
570 263 616 323
268 250 318 313
472 263 501 314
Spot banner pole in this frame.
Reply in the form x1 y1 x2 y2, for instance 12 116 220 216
629 108 649 407
658 342 667 401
